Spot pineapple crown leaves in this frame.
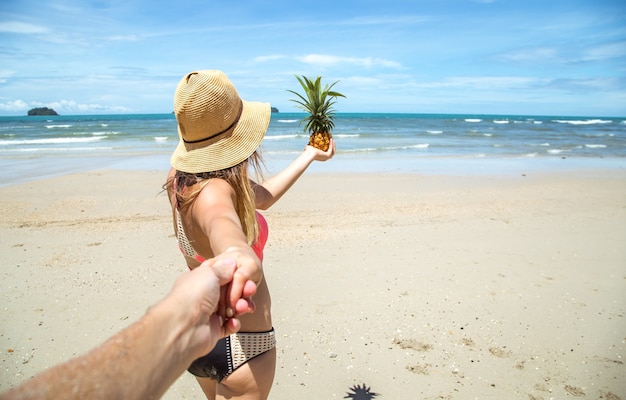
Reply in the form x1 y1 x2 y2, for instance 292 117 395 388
287 75 346 134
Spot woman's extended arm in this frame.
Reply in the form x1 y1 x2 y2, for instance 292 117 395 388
254 141 335 210
192 179 263 315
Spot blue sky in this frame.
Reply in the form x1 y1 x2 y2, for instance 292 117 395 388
1 0 625 116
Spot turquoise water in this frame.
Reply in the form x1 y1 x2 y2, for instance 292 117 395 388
1 113 625 186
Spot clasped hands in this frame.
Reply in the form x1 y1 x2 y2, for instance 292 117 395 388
166 252 259 359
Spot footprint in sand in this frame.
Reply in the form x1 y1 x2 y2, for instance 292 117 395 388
564 385 585 396
488 346 512 358
406 363 431 375
393 338 433 352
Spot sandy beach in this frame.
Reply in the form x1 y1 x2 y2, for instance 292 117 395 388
1 168 625 399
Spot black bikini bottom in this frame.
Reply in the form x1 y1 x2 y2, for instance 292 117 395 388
188 328 276 382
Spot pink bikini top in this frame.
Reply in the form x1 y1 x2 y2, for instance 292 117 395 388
176 210 268 263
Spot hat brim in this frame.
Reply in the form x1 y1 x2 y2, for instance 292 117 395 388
171 100 270 173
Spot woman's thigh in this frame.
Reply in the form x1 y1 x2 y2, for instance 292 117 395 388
217 347 277 400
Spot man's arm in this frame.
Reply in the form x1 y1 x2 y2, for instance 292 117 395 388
1 259 256 400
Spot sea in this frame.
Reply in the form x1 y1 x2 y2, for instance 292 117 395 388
1 113 625 187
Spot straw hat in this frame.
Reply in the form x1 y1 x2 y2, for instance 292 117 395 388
170 70 270 173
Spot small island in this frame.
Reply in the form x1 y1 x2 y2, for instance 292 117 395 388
28 107 58 116
271 107 279 113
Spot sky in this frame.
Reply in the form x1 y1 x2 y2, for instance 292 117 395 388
1 0 625 117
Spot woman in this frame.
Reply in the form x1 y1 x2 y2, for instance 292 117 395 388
165 70 334 399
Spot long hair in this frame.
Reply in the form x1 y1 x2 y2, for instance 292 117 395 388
165 151 264 246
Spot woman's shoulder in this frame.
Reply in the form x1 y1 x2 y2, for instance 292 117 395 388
196 178 236 203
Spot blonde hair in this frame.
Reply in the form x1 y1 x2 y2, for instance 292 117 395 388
166 151 264 245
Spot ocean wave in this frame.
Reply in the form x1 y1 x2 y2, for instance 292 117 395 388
554 119 612 125
493 120 510 124
45 124 73 129
154 136 168 142
547 149 568 154
92 131 121 136
263 134 300 140
585 144 607 149
344 143 429 153
427 130 443 134
1 146 114 153
333 134 360 138
0 137 105 146
276 119 299 123
465 119 482 122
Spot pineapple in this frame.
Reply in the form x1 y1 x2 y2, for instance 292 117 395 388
288 75 345 151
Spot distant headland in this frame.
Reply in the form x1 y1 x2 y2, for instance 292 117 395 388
271 107 279 113
28 107 58 116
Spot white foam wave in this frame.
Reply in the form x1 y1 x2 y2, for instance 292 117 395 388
45 124 72 129
427 130 443 134
554 119 612 125
381 144 429 151
547 149 567 154
333 134 359 138
585 144 607 149
154 136 168 142
0 137 105 145
1 146 114 152
92 131 120 136
263 134 299 140
493 120 509 124
465 119 481 122
277 119 298 123
343 143 429 153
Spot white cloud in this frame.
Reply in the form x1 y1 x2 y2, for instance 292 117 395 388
581 41 626 62
0 100 29 112
43 100 131 113
547 77 626 92
419 76 543 90
495 47 560 63
107 34 141 41
343 15 430 26
0 99 130 114
0 21 48 34
297 54 402 69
